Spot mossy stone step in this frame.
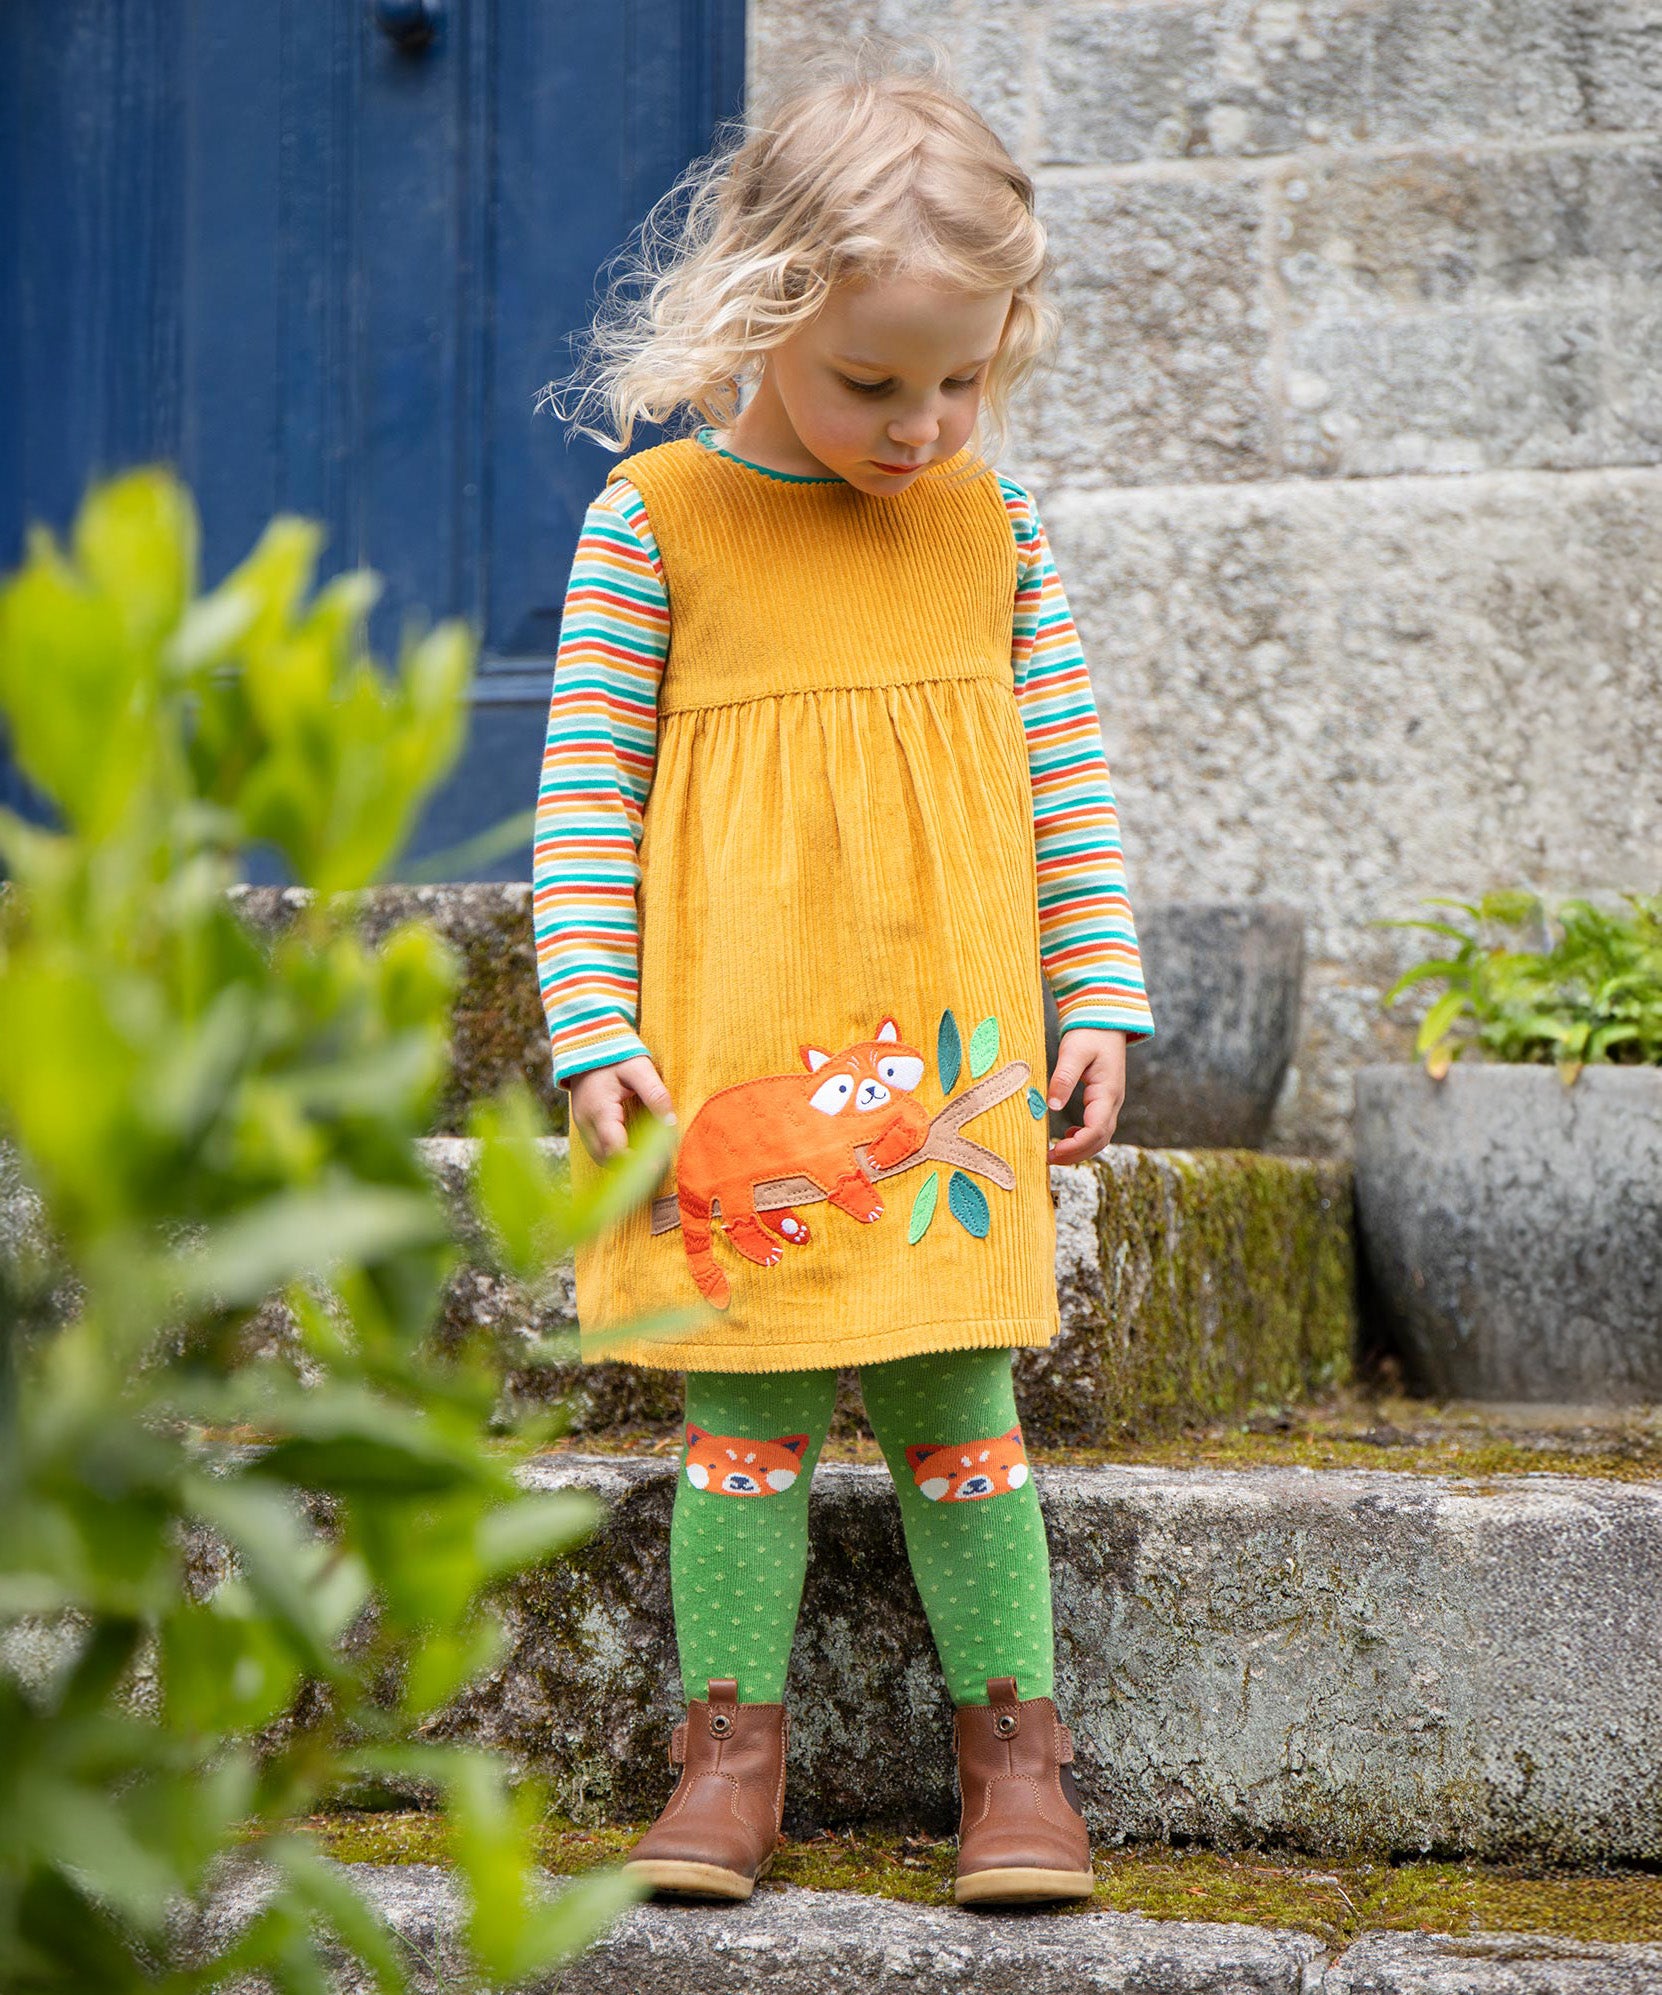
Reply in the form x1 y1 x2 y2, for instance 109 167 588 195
419 1455 1662 1868
0 1138 1356 1447
425 1138 1356 1447
196 1864 1662 1993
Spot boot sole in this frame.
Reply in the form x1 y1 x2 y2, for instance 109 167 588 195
955 1866 1096 1906
623 1858 759 1901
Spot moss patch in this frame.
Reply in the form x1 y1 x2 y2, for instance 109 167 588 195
536 1380 1662 1483
1012 1150 1356 1448
289 1812 1662 1947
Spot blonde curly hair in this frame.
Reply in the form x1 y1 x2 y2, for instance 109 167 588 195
539 38 1058 474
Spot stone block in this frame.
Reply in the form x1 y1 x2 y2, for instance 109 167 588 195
1011 175 1275 491
748 0 1042 158
0 1134 1354 1443
1272 145 1662 476
1037 0 1374 164
195 1864 1662 1994
1039 466 1662 1156
426 1455 1662 1864
1032 0 1661 166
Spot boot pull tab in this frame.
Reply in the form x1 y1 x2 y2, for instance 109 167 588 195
669 1722 687 1766
987 1675 1021 1738
706 1676 739 1738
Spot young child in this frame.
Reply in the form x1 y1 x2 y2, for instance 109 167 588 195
533 51 1154 1908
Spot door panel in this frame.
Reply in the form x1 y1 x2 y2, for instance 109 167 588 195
1 0 746 867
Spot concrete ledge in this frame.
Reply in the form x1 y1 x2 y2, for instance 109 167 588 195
195 1864 1662 1993
423 1457 1662 1865
197 1862 1329 1993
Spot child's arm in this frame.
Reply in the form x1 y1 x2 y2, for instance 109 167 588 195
1002 476 1154 1162
532 478 677 1160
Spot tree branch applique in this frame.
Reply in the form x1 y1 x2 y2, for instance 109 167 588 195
648 1008 1037 1305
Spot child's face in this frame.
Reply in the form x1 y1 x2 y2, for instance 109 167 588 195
765 276 1014 493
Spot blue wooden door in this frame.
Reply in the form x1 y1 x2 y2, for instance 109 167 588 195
1 0 743 874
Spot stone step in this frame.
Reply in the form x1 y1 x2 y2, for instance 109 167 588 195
1 1134 1356 1445
425 1138 1357 1444
198 1864 1662 1993
422 1455 1662 1867
227 886 1308 1152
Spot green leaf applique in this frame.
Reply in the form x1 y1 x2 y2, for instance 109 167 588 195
937 1009 962 1096
947 1170 990 1238
1026 1086 1048 1119
908 1169 940 1244
968 1015 1000 1078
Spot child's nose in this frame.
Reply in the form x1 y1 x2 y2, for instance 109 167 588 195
888 415 938 448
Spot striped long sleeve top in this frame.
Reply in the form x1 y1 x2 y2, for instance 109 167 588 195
532 467 1154 1088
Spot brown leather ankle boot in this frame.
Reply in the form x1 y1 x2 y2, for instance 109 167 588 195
622 1678 788 1900
951 1675 1095 1905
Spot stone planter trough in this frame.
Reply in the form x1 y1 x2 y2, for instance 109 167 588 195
1045 901 1304 1150
1353 1064 1662 1402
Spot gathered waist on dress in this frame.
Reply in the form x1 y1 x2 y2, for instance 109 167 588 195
656 653 1013 718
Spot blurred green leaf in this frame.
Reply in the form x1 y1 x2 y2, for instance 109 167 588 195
0 466 654 1993
475 1489 601 1579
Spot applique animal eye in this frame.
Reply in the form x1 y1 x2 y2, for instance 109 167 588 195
809 1073 855 1115
877 1054 924 1091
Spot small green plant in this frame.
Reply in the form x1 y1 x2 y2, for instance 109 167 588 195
0 469 681 1991
1379 890 1662 1081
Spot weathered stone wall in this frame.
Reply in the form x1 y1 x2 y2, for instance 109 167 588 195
749 2 1662 1155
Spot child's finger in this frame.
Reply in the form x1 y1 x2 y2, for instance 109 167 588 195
629 1062 678 1126
1048 1067 1122 1164
584 1096 630 1163
1045 1043 1089 1113
601 1114 631 1161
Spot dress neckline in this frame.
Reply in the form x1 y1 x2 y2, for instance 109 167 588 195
694 426 843 485
691 426 983 492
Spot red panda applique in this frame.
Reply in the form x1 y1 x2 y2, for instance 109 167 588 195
683 1426 811 1497
673 1016 931 1309
904 1426 1030 1502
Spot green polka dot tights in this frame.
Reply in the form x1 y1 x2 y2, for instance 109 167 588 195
671 1347 1053 1709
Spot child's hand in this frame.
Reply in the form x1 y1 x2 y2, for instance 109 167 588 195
1044 1028 1127 1166
569 1054 678 1165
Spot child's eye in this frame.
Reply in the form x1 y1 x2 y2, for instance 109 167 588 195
838 374 981 394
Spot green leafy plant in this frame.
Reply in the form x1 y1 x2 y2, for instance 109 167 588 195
1378 890 1662 1081
0 469 678 1991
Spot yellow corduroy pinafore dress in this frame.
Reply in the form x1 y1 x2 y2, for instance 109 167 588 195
569 433 1059 1373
